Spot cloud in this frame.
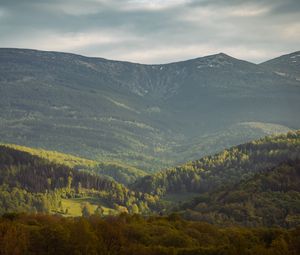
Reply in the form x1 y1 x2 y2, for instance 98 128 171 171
124 0 190 11
0 0 299 63
2 31 139 52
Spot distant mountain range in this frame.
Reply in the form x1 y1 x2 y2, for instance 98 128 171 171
1 48 299 171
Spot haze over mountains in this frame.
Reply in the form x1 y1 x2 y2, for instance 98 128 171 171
0 48 299 171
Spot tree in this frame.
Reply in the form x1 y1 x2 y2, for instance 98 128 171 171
130 204 139 214
81 202 93 217
94 206 104 216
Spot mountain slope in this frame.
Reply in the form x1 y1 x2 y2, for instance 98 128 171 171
182 160 300 227
1 48 300 171
132 131 300 197
0 49 173 171
261 51 300 81
163 122 292 165
0 145 159 215
1 143 147 185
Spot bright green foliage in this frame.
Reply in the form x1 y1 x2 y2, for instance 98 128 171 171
0 146 159 215
0 131 299 228
0 185 61 215
2 143 98 168
95 162 147 185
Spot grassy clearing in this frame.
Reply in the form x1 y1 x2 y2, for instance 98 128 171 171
60 197 117 217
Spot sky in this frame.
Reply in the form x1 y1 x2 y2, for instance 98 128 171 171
0 0 299 64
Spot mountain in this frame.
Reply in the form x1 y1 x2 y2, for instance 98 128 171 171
261 51 300 81
1 48 300 171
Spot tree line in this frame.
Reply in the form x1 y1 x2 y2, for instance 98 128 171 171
0 213 299 255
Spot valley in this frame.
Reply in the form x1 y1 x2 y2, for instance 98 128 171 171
0 49 299 255
1 0 299 253
0 130 299 228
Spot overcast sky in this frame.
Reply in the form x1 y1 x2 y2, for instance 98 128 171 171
0 0 299 64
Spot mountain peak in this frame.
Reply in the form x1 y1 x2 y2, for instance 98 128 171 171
187 52 240 69
260 50 300 80
216 52 230 57
199 52 232 60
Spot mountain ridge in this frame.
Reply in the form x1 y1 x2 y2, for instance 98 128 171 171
3 47 300 66
1 48 300 171
0 48 254 66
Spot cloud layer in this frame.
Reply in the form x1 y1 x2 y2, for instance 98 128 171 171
0 0 299 63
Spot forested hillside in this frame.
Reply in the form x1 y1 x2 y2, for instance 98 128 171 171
133 131 300 197
0 131 299 228
130 131 300 227
2 144 147 185
0 146 158 216
181 160 300 227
